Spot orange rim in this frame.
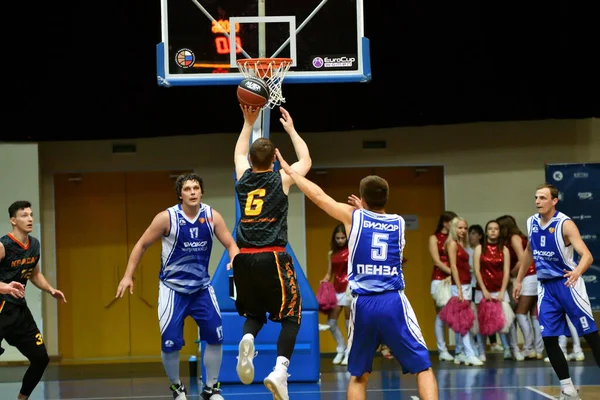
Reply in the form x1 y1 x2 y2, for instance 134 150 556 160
237 58 292 78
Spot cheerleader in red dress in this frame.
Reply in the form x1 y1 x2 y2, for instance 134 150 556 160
445 217 483 366
428 211 459 362
321 224 351 365
473 220 511 362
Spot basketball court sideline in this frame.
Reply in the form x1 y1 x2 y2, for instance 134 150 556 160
1 352 598 399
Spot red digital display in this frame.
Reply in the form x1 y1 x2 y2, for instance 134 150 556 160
215 37 243 55
212 20 243 55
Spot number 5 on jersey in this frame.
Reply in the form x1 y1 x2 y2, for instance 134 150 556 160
371 233 389 261
244 189 266 216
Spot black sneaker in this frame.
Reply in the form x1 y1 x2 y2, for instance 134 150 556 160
201 382 224 399
170 382 187 400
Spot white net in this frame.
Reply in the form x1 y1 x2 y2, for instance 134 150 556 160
237 58 292 109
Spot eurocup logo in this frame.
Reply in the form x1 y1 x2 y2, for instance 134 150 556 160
312 57 324 68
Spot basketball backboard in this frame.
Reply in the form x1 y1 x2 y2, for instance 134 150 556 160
156 0 371 87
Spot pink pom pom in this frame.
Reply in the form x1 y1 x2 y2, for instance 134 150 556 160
477 298 505 336
439 297 475 335
317 281 338 314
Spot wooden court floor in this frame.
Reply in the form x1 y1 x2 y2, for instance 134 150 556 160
0 351 598 399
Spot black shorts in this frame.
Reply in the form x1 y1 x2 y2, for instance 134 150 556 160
0 300 43 352
233 251 302 324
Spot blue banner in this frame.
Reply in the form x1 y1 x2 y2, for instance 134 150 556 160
546 163 600 311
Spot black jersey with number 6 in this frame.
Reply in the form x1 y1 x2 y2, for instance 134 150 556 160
0 234 41 306
235 169 288 249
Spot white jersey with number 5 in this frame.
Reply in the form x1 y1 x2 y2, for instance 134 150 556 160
527 211 577 281
348 209 405 295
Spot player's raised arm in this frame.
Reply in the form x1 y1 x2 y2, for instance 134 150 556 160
563 219 594 287
278 108 312 188
276 149 351 225
234 105 261 180
116 210 170 297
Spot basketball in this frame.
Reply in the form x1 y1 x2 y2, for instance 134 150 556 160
237 77 270 108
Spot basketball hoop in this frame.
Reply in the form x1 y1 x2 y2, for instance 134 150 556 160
237 58 292 109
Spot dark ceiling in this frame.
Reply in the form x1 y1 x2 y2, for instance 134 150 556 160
3 2 598 142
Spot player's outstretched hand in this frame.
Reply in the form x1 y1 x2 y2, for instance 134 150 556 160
348 194 363 209
1 281 25 299
50 288 67 303
563 269 581 288
9 281 24 291
275 149 294 176
240 104 261 126
116 276 134 298
279 107 295 132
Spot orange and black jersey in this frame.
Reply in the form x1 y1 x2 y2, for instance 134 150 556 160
235 169 288 249
0 234 40 306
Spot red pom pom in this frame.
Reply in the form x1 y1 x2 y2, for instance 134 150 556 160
439 297 475 335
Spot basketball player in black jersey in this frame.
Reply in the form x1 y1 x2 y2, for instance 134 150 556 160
233 105 312 400
0 201 67 399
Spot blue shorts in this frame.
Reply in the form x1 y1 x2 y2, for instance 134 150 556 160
348 291 431 376
158 282 223 352
538 277 598 337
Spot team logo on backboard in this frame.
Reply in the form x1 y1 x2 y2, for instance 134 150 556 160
312 57 324 69
175 48 195 69
552 171 563 181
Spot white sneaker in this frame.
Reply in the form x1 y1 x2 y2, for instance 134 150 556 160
544 353 568 363
236 334 256 384
465 355 484 366
503 349 512 360
318 324 331 331
170 383 187 400
559 390 581 399
513 351 525 361
332 352 344 365
264 368 289 400
478 353 486 362
490 344 504 352
341 350 349 366
569 352 585 361
439 351 454 362
524 350 537 359
453 353 467 365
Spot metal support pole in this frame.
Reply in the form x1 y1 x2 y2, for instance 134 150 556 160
254 0 269 141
